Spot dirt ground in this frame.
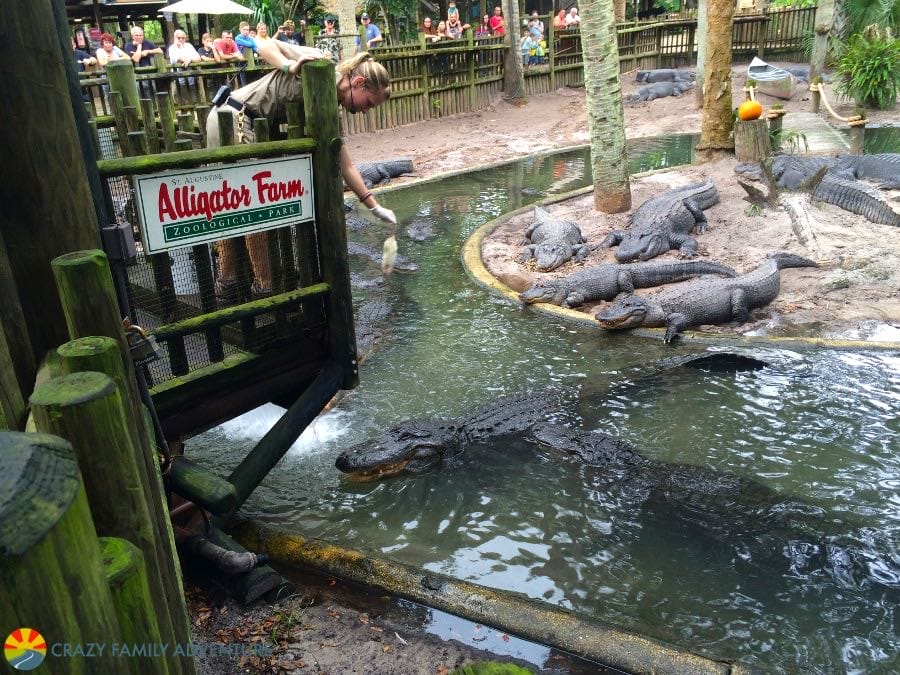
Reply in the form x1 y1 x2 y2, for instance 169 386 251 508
187 64 899 675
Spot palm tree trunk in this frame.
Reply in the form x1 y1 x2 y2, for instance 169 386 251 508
696 0 734 158
810 0 836 82
502 0 525 99
694 0 707 108
581 0 631 212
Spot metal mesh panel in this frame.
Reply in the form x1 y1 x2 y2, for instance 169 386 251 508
107 168 324 386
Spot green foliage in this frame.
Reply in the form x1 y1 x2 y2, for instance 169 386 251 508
835 28 900 109
745 203 764 217
652 0 681 12
451 662 534 675
768 0 817 8
844 0 900 34
781 129 810 154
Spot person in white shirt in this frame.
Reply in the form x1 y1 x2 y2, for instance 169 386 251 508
565 7 581 26
168 29 201 66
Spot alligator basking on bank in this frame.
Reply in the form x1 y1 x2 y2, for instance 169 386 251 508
625 81 693 103
519 206 589 271
595 253 818 343
335 389 573 479
354 158 415 188
600 181 719 262
519 259 736 308
634 69 695 83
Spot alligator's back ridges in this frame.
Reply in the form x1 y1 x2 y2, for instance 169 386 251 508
814 174 900 227
461 388 572 442
529 422 647 467
354 158 415 188
630 181 718 220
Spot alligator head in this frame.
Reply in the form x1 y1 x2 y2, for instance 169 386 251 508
595 296 652 330
519 284 565 305
534 243 573 271
335 420 462 480
615 233 667 262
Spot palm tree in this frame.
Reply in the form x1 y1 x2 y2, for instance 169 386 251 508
580 0 631 212
696 0 734 159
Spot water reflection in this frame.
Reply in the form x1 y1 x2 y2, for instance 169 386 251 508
190 143 900 674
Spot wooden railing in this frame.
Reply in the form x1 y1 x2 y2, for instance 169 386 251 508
80 7 816 147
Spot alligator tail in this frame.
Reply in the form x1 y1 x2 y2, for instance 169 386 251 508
814 175 900 227
769 253 819 270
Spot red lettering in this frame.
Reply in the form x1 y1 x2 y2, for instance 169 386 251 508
156 178 252 223
252 171 304 204
158 184 177 222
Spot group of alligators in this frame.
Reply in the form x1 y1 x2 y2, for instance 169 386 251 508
518 152 899 342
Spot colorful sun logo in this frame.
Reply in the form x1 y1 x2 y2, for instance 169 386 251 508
4 628 47 671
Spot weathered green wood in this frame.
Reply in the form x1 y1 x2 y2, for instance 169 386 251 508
29 372 190 674
49 253 195 673
0 431 122 674
109 90 131 155
195 104 210 145
99 537 168 675
205 527 288 604
128 130 150 156
192 242 224 362
168 457 237 514
123 105 140 133
302 60 358 389
0 320 24 430
107 60 141 115
139 98 161 154
96 138 317 177
0 0 102 388
157 91 179 152
0 229 32 412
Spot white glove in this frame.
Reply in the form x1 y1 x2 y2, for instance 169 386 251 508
371 205 397 225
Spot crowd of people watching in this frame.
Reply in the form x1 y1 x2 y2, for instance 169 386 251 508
420 6 579 43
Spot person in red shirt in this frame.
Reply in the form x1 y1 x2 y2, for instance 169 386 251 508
213 30 245 63
488 6 506 36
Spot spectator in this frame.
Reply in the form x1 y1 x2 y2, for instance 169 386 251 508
213 30 245 63
234 21 257 54
168 29 201 66
206 44 396 299
95 32 128 67
435 20 449 40
475 14 492 38
552 9 568 29
72 36 97 72
447 1 460 24
488 6 506 36
255 23 273 46
124 25 163 67
528 11 544 38
565 7 581 27
445 14 470 40
315 16 343 63
275 19 302 46
520 29 535 69
197 32 217 61
421 17 440 42
357 13 383 51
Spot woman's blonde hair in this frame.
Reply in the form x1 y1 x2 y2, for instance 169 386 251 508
336 52 391 99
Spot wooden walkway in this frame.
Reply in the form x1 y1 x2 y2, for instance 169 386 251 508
781 112 852 154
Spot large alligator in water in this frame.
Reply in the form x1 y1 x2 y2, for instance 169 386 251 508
519 259 736 308
354 158 414 188
595 253 818 343
335 389 572 480
519 206 589 271
599 181 719 262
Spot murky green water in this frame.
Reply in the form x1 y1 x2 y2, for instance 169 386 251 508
191 139 900 674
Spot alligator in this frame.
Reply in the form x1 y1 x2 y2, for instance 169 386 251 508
519 259 737 308
347 241 419 272
355 296 391 363
634 69 695 83
519 206 589 272
335 389 572 480
815 173 900 227
599 181 719 262
595 253 818 343
626 81 693 103
406 219 436 241
354 158 415 188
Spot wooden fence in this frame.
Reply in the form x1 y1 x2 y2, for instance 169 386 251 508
80 7 816 150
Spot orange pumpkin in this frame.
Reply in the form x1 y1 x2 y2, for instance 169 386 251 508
738 100 763 121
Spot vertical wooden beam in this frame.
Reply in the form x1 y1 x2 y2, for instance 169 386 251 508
0 0 102 387
302 60 358 389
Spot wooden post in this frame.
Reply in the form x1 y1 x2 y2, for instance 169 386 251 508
848 123 865 155
734 118 771 162
810 85 821 114
157 91 179 152
0 431 122 674
302 60 358 389
30 372 191 675
0 317 24 430
107 59 141 118
0 229 33 404
99 537 168 675
767 111 785 151
50 253 195 673
0 0 102 387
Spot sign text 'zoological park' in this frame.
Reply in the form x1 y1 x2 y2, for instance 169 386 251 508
133 156 315 253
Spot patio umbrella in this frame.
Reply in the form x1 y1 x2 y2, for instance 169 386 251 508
162 0 252 14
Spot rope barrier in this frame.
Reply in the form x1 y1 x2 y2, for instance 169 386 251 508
808 82 867 126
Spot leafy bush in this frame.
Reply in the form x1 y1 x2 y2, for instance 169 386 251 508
835 27 900 109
